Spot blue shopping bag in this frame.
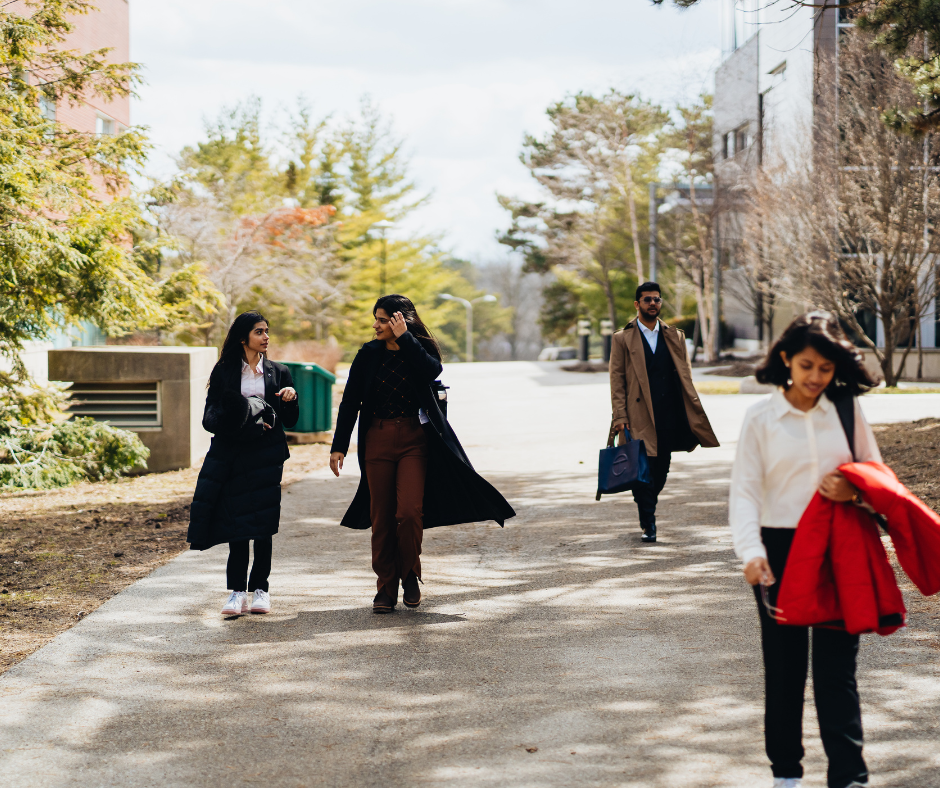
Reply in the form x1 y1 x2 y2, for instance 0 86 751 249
595 427 652 500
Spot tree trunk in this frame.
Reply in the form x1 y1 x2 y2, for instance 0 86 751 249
916 310 924 380
881 314 897 387
694 279 715 364
766 290 776 349
698 272 716 364
604 278 619 334
623 161 644 283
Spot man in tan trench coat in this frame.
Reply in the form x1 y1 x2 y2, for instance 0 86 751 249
609 282 719 542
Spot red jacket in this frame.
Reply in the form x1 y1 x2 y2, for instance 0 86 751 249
776 462 940 636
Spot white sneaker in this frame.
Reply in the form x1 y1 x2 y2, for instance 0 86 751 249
221 591 248 616
250 589 271 614
772 779 802 788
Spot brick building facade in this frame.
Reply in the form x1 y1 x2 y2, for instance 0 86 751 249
15 0 131 379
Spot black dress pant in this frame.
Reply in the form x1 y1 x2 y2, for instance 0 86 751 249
755 528 868 788
226 537 273 592
631 432 672 527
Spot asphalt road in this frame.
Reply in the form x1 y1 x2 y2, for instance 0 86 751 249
1 362 938 787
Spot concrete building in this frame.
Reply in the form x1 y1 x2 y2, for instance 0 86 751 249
713 0 939 367
49 347 217 474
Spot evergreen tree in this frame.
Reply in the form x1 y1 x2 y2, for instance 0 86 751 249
499 90 667 339
0 0 212 486
161 96 495 358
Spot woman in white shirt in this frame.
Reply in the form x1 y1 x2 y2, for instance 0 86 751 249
729 312 879 788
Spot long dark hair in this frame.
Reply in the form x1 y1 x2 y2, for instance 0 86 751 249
214 310 268 376
755 311 878 399
374 294 441 359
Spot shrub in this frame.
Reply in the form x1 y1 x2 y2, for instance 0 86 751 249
0 417 150 490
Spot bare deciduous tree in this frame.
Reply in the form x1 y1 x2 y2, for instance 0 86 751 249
475 260 546 360
658 95 722 361
753 31 940 385
157 195 338 344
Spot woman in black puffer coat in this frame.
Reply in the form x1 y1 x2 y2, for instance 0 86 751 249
187 311 298 617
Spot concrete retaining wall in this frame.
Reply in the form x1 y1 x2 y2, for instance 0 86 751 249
49 346 217 473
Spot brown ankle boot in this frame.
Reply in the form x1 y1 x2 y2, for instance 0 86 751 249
402 572 421 608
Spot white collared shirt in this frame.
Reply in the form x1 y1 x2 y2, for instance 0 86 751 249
638 319 660 353
240 357 266 398
728 388 882 565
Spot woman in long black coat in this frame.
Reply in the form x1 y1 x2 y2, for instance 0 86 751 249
330 294 515 613
188 310 299 617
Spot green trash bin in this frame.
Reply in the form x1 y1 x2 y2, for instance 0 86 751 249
278 361 337 433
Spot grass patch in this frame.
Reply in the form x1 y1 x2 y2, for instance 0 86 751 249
694 381 742 395
877 387 940 394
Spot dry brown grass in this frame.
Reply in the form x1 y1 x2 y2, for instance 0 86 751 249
0 443 330 673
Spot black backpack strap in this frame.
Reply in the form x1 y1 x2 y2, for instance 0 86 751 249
835 396 856 461
835 395 889 533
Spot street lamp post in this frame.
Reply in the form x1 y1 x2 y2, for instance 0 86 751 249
577 319 592 362
600 319 614 362
371 220 394 295
439 293 497 362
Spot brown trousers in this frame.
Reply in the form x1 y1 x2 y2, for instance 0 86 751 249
364 417 428 597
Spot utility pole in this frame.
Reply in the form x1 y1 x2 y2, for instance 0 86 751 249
713 211 722 361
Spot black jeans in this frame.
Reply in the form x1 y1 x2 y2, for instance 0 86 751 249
756 528 868 788
226 538 273 592
631 442 671 527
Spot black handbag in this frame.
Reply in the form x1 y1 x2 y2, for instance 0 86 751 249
596 427 652 501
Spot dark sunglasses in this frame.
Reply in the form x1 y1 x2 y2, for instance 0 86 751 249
640 296 662 304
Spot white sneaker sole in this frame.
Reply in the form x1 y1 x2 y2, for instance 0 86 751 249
222 608 241 617
250 606 270 614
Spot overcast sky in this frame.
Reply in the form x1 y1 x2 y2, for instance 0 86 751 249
130 0 722 261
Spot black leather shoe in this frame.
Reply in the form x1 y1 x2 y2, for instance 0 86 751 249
403 572 421 608
373 590 396 614
641 523 657 542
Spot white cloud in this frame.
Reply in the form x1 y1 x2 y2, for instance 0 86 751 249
131 0 722 259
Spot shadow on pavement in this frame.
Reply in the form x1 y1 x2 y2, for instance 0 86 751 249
0 459 937 788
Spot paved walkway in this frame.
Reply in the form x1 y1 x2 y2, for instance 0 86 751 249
1 363 939 787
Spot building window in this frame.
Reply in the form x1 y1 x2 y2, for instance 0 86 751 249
95 114 114 135
724 125 751 159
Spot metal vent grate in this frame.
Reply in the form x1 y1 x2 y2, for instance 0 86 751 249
66 382 162 428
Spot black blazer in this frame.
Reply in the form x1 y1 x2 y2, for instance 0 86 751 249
331 332 515 530
203 357 300 439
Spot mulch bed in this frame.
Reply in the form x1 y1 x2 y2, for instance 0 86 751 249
872 418 940 512
871 418 940 653
0 443 330 674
